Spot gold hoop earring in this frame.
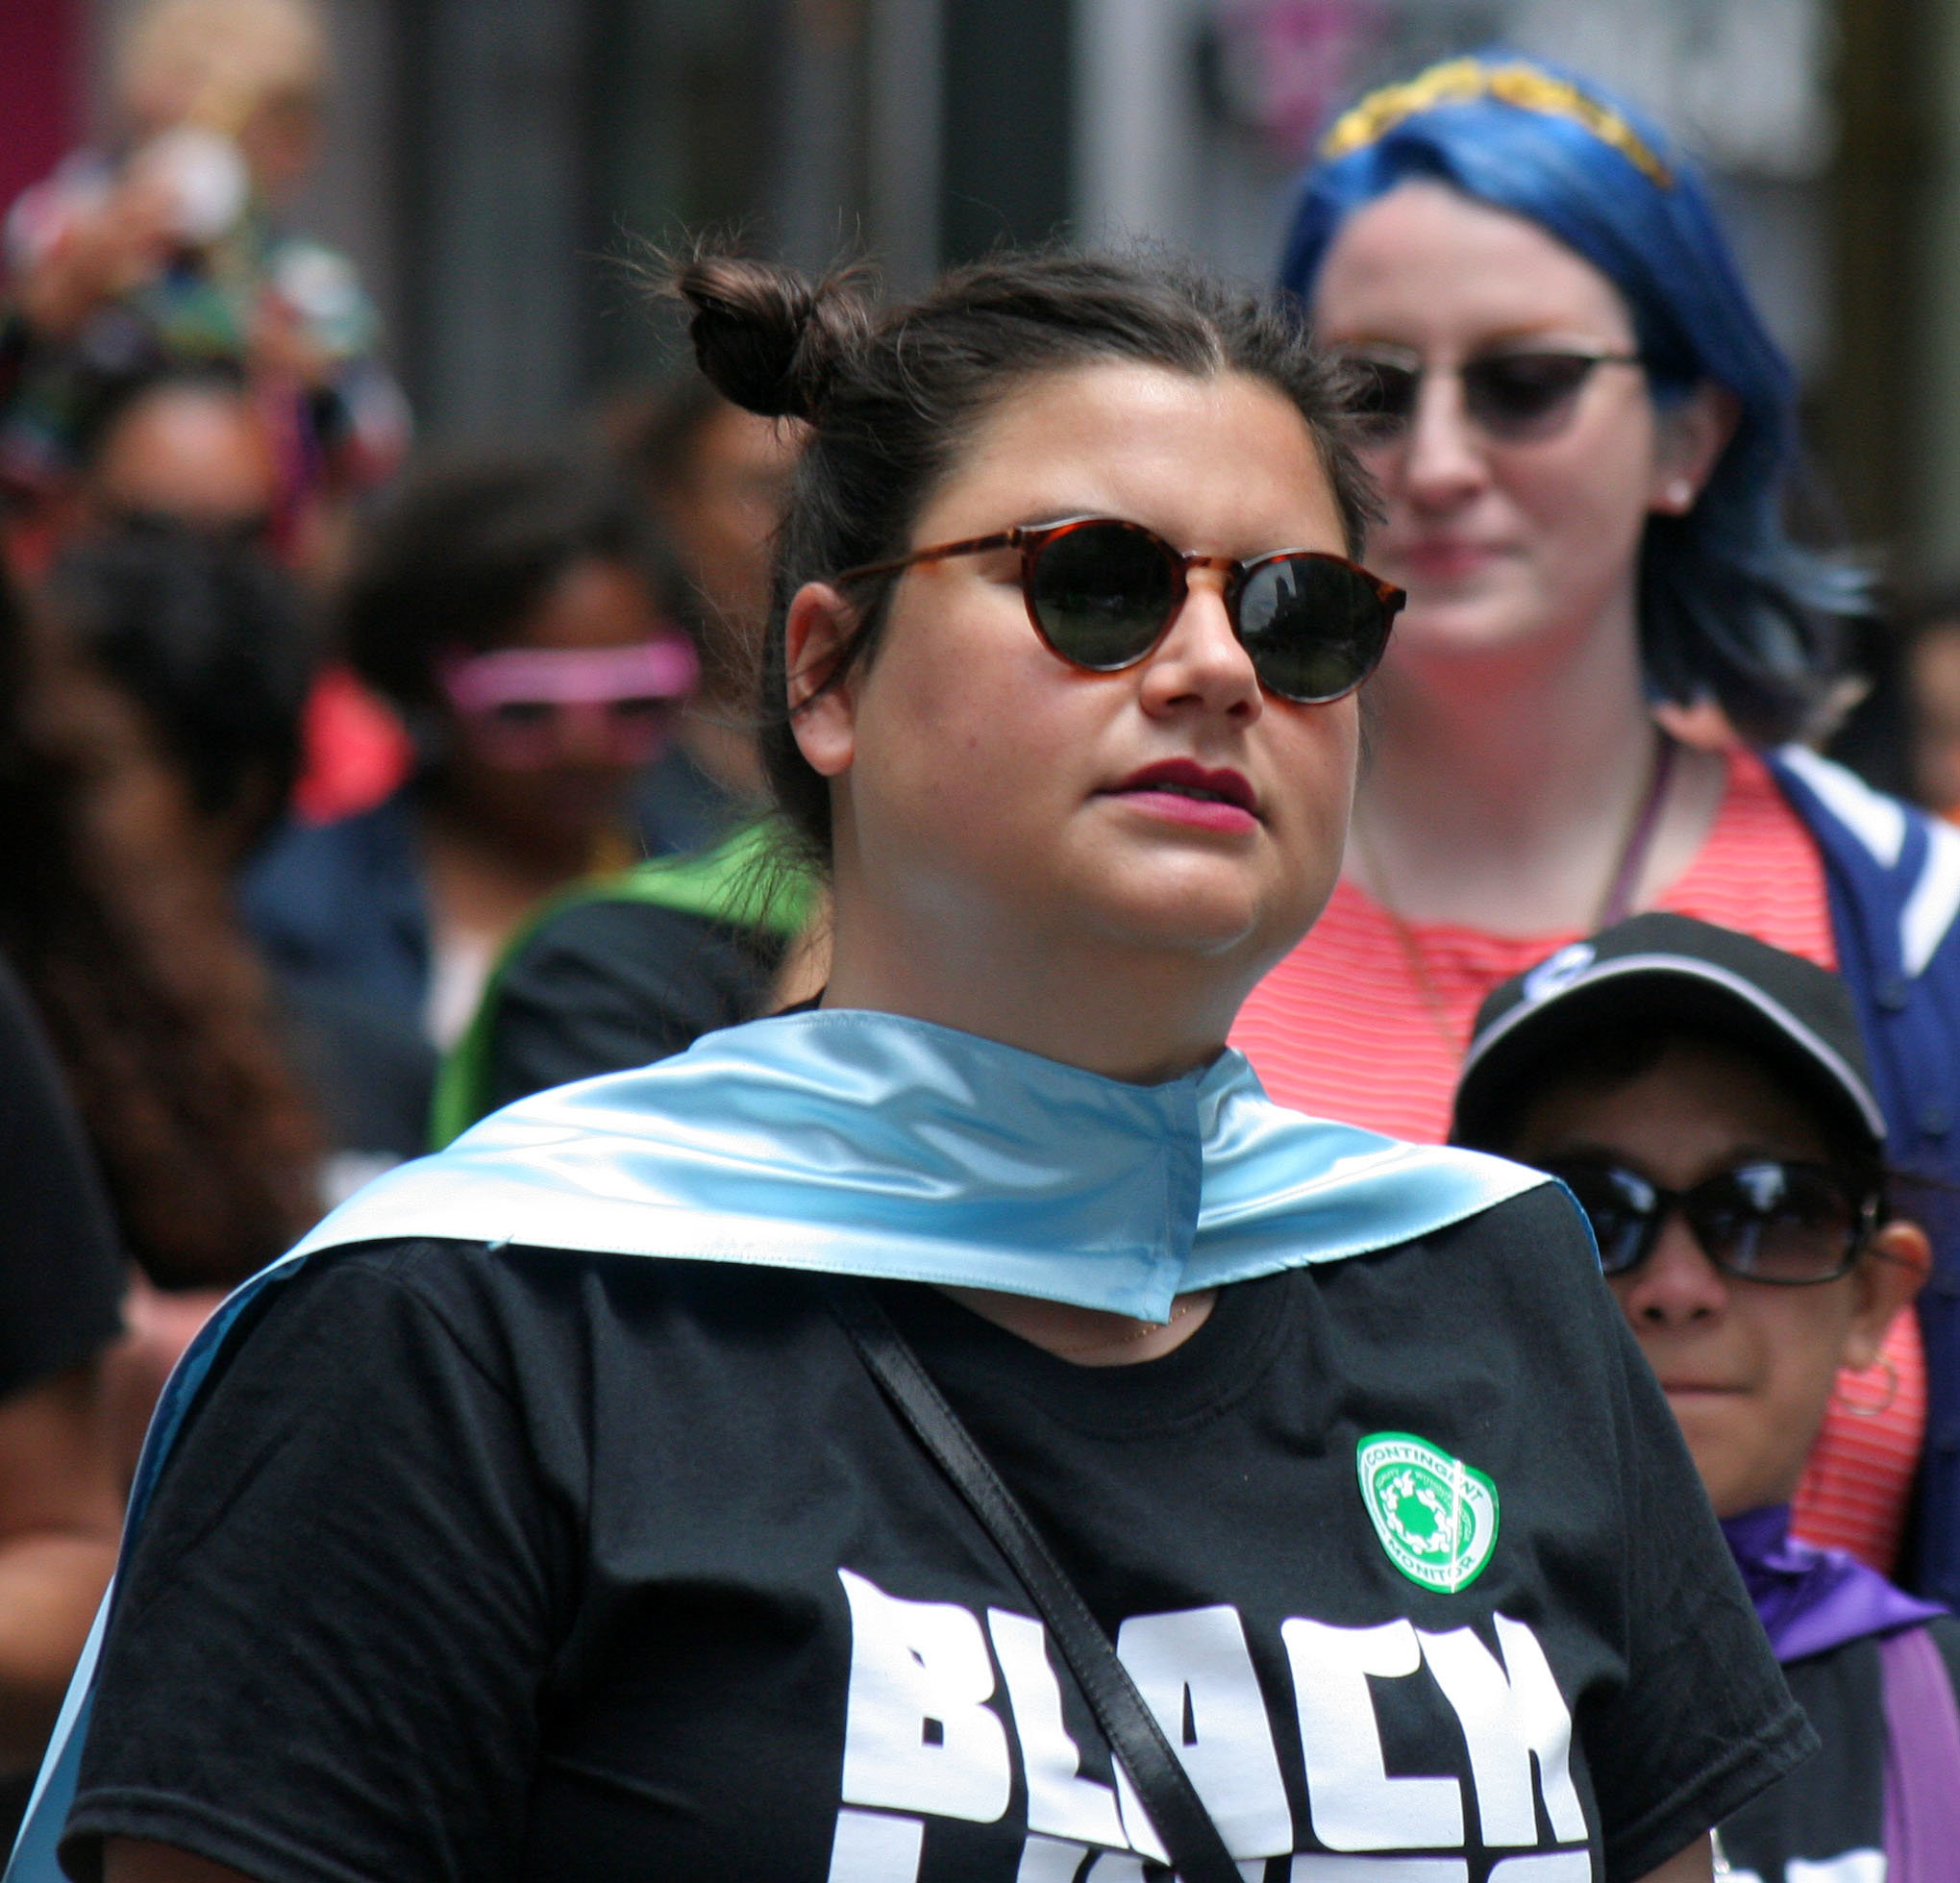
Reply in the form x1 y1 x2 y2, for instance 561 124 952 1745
1838 1353 1899 1420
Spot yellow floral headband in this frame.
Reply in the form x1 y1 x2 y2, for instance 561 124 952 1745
1320 57 1675 190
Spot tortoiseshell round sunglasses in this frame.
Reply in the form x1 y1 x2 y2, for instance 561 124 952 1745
838 515 1404 705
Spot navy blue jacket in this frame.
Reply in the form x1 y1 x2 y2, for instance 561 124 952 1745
240 787 427 1024
1772 748 1960 1604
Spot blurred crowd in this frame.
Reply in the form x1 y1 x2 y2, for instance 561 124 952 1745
0 0 813 1811
5 0 1960 1868
0 9 807 1236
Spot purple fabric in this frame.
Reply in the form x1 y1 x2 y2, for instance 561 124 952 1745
1721 1504 1946 1664
1880 1624 1960 1883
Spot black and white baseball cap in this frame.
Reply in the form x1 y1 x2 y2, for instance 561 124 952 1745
1451 911 1886 1154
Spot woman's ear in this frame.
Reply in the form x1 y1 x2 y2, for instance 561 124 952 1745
1650 384 1741 516
1842 1221 1931 1370
783 581 859 780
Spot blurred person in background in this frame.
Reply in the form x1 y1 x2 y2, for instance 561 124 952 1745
1452 915 1957 1882
430 387 813 1141
608 376 802 846
1817 599 1960 821
430 817 817 1145
0 0 407 574
48 511 313 879
1812 610 1917 809
47 512 431 1202
1230 53 1960 1605
59 359 410 831
0 954 127 1850
1898 598 1960 821
0 557 321 1466
241 452 698 1164
72 362 278 549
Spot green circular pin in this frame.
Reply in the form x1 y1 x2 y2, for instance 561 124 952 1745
1355 1431 1500 1593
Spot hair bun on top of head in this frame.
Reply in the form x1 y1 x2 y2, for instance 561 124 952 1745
669 254 873 422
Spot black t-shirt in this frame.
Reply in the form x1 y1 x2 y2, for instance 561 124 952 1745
0 951 125 1402
480 897 785 1118
1717 1617 1960 1877
63 1185 1807 1883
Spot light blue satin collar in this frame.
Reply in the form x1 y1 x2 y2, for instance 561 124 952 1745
292 1007 1546 1321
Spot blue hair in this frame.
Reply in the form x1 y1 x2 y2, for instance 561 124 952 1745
1280 53 1860 744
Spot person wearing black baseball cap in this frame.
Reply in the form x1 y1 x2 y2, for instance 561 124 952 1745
1453 912 1959 1881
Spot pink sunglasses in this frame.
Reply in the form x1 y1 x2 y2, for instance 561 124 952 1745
437 637 700 770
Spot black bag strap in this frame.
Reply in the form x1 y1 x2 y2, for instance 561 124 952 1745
827 1278 1242 1883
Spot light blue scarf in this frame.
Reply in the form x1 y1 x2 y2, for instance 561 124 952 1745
8 1007 1548 1878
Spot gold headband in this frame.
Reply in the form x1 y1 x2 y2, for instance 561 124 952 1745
1320 57 1675 190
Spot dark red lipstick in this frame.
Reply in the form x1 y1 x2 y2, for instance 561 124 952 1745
1104 758 1259 832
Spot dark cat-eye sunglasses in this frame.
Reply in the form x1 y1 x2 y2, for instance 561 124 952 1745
1336 343 1646 444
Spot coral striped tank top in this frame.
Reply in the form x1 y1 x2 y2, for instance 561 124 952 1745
1231 747 1925 1573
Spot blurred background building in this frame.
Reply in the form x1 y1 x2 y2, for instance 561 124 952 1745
2 0 1948 571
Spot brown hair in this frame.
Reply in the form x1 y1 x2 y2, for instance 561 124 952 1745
666 246 1377 866
0 571 320 1287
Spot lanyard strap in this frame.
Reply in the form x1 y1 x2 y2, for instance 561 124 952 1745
827 1278 1242 1883
1597 731 1679 928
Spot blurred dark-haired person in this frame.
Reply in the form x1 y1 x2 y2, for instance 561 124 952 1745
607 378 802 847
1452 913 1958 1882
63 362 413 827
239 451 697 1165
1232 52 1960 1605
0 553 317 1292
1897 601 1960 822
0 549 320 1487
0 954 126 1850
48 516 314 870
52 506 443 1208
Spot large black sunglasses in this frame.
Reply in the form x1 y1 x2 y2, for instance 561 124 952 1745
1539 1158 1879 1286
835 516 1404 706
1337 343 1645 444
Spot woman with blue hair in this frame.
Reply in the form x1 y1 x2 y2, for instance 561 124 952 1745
1230 54 1960 1609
